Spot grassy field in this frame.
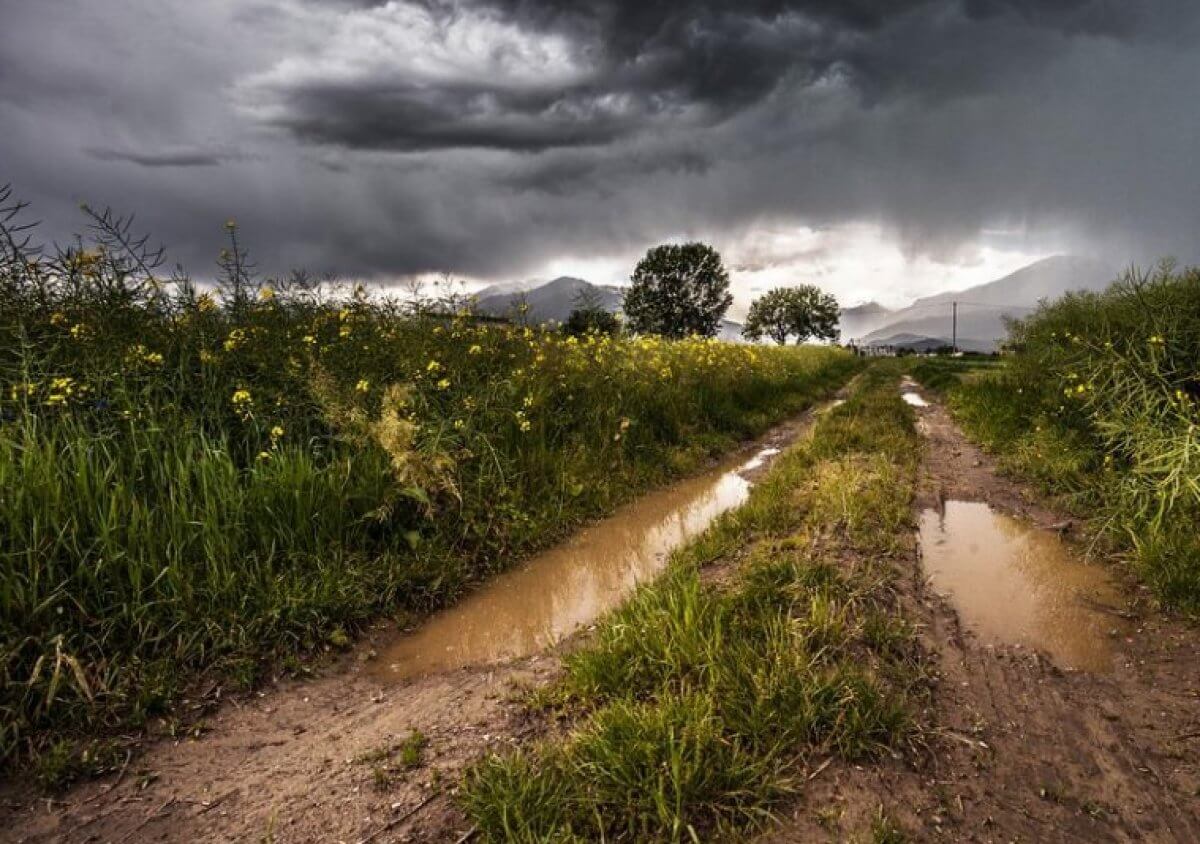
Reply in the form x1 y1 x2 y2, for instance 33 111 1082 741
461 364 925 842
909 263 1200 613
0 223 859 780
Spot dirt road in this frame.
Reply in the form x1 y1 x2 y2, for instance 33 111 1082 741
765 387 1200 842
4 387 1199 842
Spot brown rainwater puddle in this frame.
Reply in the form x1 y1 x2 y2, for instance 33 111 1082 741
900 377 930 407
373 439 792 681
919 501 1132 671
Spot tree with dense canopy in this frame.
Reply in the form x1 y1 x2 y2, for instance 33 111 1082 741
623 242 733 339
742 285 840 345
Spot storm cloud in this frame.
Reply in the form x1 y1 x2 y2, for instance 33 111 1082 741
2 0 1199 301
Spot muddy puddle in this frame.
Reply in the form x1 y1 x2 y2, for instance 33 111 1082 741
373 438 793 681
899 377 930 407
919 501 1132 671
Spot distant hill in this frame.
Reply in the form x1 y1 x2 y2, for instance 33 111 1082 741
473 279 539 300
474 276 623 323
838 301 893 340
474 276 744 339
857 255 1114 351
868 332 992 354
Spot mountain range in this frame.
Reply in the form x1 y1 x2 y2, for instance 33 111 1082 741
845 255 1115 352
472 255 1115 352
474 276 623 323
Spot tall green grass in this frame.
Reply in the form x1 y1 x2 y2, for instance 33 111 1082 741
0 208 860 776
912 263 1200 612
460 364 924 842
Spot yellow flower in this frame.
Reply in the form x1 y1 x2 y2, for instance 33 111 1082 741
199 350 215 364
468 344 482 355
196 293 217 313
437 378 451 391
259 286 275 301
232 388 253 408
223 328 246 352
69 323 87 339
355 379 371 393
453 419 465 430
426 360 442 372
50 312 67 326
303 334 316 345
270 425 285 440
256 451 272 462
523 394 534 408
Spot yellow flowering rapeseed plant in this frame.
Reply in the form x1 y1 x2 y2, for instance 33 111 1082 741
231 388 253 418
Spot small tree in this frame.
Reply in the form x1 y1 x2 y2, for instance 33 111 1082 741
623 242 733 338
563 287 620 336
742 285 840 345
563 306 619 337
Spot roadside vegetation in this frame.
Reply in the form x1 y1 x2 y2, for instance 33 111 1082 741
0 192 859 778
461 364 925 842
910 262 1200 613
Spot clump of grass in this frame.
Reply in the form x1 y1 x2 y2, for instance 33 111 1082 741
866 808 909 844
914 263 1200 612
0 192 861 771
355 731 428 792
461 364 924 841
398 729 428 768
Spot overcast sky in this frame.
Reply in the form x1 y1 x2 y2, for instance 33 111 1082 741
3 0 1199 312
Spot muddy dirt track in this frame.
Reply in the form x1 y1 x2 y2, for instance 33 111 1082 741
0 409 824 844
4 388 1199 842
766 389 1200 843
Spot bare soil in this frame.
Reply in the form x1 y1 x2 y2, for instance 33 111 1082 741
4 390 1199 843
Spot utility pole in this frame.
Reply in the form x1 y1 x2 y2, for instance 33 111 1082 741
951 301 958 354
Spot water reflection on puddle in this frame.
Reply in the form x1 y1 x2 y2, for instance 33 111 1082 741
919 501 1131 671
373 444 783 681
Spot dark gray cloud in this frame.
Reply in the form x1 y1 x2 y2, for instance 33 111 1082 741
2 0 1199 293
252 0 1157 153
85 146 231 167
